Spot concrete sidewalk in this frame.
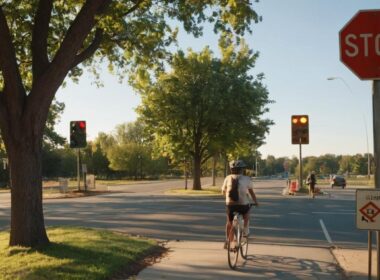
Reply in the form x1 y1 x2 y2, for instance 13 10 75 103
136 241 345 280
333 248 376 279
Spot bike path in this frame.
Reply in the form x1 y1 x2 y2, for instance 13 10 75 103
136 241 342 279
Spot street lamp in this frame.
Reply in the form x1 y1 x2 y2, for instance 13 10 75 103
327 76 371 179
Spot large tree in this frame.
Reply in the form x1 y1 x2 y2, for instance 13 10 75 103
137 46 272 190
0 0 259 246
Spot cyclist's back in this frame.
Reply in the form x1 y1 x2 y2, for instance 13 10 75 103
223 174 252 206
222 160 258 248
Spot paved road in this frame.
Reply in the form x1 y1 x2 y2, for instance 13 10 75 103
0 178 366 248
0 178 216 233
0 178 369 279
253 180 366 249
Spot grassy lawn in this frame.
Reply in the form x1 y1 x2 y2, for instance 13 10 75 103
166 186 221 196
318 177 374 187
0 178 191 198
0 227 164 280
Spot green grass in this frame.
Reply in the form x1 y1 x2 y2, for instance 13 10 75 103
318 177 374 187
0 227 162 280
96 180 141 186
166 186 221 196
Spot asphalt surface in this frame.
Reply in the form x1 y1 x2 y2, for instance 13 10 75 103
0 178 372 279
253 182 366 249
0 179 366 247
137 241 341 280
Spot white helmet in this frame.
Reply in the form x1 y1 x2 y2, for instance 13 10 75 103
229 160 247 169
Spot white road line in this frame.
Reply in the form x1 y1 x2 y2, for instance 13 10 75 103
312 211 355 215
319 219 333 244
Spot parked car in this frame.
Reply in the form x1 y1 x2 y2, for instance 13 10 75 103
330 175 346 188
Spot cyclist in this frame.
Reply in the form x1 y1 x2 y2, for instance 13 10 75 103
306 171 317 198
222 160 258 249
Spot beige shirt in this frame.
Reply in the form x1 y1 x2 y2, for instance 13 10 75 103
222 174 253 205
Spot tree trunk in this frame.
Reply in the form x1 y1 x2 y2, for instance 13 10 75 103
0 0 113 248
223 155 228 177
8 133 49 247
212 156 216 186
193 155 202 190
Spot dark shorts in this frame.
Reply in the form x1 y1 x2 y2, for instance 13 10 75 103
226 204 250 222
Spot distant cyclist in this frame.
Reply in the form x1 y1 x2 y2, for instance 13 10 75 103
222 160 258 249
306 171 317 198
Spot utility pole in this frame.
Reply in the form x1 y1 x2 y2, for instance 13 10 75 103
299 141 303 189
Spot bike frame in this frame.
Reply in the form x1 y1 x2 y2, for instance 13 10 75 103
227 203 256 269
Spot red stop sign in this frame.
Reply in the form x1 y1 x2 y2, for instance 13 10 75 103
340 10 380 80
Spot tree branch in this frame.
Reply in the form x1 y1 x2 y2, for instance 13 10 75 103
27 0 112 135
201 154 212 165
123 0 144 16
0 6 25 115
32 0 53 82
49 0 110 78
71 28 103 68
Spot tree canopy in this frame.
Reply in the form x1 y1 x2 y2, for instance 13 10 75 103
137 45 273 189
0 0 261 89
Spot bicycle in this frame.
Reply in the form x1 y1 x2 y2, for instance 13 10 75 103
227 203 256 269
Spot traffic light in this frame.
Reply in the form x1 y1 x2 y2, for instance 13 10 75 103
291 115 309 144
70 121 86 148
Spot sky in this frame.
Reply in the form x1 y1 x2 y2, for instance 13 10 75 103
55 0 379 159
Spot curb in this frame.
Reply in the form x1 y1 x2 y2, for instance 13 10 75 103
329 247 350 280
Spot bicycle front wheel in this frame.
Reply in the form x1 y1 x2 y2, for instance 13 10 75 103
227 227 239 269
240 235 248 259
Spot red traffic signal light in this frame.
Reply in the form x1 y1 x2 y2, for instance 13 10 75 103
70 121 87 148
291 115 309 144
78 121 86 129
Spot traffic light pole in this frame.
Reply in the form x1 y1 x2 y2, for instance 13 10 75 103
299 140 303 190
77 149 81 191
291 115 308 190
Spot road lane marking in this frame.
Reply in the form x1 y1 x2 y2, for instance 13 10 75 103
312 211 355 215
319 219 333 244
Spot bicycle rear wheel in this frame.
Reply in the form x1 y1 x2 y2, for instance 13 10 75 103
227 227 239 269
240 235 248 259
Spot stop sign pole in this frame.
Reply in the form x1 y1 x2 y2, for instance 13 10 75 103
372 79 380 280
340 10 380 280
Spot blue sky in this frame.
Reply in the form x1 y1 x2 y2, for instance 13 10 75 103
56 0 379 158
